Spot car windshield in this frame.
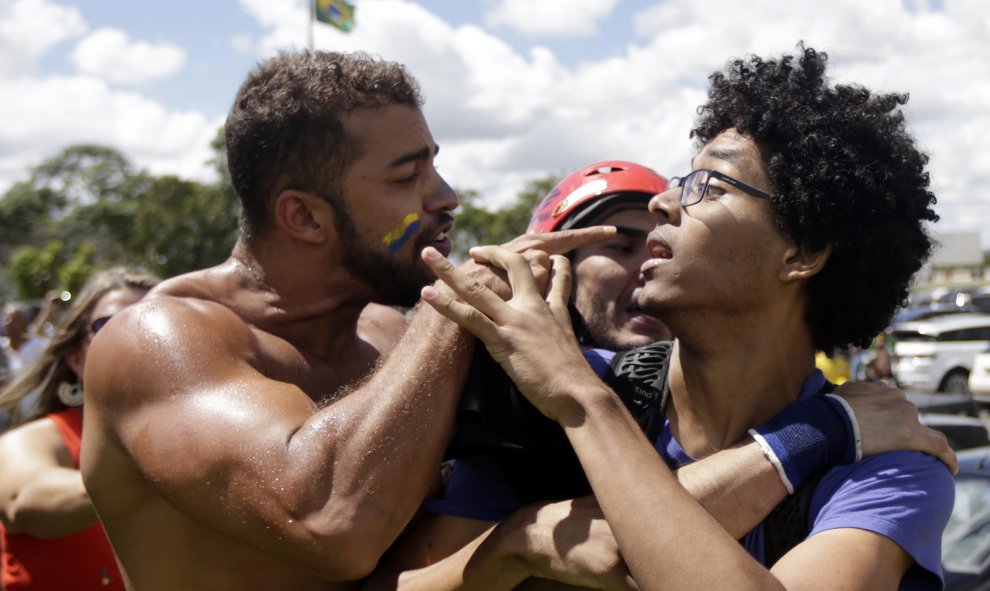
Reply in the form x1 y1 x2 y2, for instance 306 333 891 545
892 330 936 342
943 477 990 573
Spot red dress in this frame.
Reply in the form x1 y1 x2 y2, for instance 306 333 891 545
1 408 124 590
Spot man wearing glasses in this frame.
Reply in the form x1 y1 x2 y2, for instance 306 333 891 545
404 46 955 590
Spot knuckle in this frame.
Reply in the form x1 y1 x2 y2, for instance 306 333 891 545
464 279 487 298
526 250 550 266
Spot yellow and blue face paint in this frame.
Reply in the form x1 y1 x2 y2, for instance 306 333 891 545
382 213 421 255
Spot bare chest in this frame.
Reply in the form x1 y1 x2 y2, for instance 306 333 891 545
253 331 384 402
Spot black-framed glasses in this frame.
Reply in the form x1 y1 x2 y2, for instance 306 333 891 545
669 168 772 207
90 316 112 335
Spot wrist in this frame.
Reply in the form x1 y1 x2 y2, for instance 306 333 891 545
554 381 620 429
750 394 856 493
480 507 541 583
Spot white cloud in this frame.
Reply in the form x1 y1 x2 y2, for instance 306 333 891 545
3 0 986 248
230 0 990 243
0 3 213 194
229 33 256 55
0 0 87 75
0 75 219 188
71 28 187 85
484 0 621 38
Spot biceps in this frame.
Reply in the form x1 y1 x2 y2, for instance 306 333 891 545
771 528 912 591
116 378 314 518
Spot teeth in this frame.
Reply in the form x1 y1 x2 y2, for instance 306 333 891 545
655 244 672 259
436 231 447 241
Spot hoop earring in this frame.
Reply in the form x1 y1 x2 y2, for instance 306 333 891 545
57 381 84 407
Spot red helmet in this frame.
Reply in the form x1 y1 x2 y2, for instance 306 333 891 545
526 161 668 234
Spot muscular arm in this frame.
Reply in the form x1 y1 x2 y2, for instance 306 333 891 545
82 229 618 582
82 295 472 580
0 418 98 538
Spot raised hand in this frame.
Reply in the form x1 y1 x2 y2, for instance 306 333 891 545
450 227 618 301
421 246 601 423
831 380 958 473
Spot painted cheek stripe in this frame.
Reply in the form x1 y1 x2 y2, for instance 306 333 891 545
383 213 421 255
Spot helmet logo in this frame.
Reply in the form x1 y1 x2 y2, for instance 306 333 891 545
552 179 608 217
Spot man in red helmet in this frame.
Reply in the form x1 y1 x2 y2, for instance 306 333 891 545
527 161 672 350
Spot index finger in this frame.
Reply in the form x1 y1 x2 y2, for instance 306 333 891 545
499 226 618 256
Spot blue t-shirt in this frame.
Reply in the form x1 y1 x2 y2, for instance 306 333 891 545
425 364 955 590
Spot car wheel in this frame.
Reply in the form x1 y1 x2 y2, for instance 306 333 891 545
941 370 972 395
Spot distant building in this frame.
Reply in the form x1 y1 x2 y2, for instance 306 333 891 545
918 232 987 286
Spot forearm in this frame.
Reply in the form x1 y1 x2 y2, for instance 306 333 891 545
286 303 474 554
2 469 98 538
362 524 529 591
675 442 788 539
562 386 783 591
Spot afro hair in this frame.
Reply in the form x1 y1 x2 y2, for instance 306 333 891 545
692 45 939 351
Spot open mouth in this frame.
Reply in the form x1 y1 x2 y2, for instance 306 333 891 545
641 234 672 274
647 237 672 260
428 222 453 257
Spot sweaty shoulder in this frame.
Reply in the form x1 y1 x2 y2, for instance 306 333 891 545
84 288 260 409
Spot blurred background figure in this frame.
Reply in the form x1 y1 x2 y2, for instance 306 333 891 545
0 267 160 591
850 332 896 385
816 348 852 385
865 332 895 384
1 303 43 384
0 292 74 428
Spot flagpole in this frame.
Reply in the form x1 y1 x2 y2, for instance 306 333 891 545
307 0 314 51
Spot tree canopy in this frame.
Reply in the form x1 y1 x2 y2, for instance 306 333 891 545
448 175 556 262
0 139 239 300
0 135 558 302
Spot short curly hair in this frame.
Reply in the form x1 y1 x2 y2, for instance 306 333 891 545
225 50 423 237
692 45 938 351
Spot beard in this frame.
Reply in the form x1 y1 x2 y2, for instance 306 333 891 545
332 199 451 307
577 292 663 351
577 295 627 351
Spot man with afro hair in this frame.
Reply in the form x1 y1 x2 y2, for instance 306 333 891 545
410 45 955 590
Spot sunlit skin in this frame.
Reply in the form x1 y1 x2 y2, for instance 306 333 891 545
65 287 150 377
333 105 457 307
623 128 918 589
79 100 616 591
571 208 671 350
640 130 787 337
79 103 469 591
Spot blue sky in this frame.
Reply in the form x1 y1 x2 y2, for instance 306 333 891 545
2 0 988 248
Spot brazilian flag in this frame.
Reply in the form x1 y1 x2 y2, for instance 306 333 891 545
315 0 356 32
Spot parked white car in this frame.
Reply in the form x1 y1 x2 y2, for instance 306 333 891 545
969 350 990 402
892 313 990 394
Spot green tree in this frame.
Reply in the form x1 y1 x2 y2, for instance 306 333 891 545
30 144 147 204
0 139 240 300
449 174 557 261
6 240 98 299
0 184 65 262
130 175 239 278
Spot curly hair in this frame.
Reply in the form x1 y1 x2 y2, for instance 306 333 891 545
692 45 938 351
225 50 423 237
